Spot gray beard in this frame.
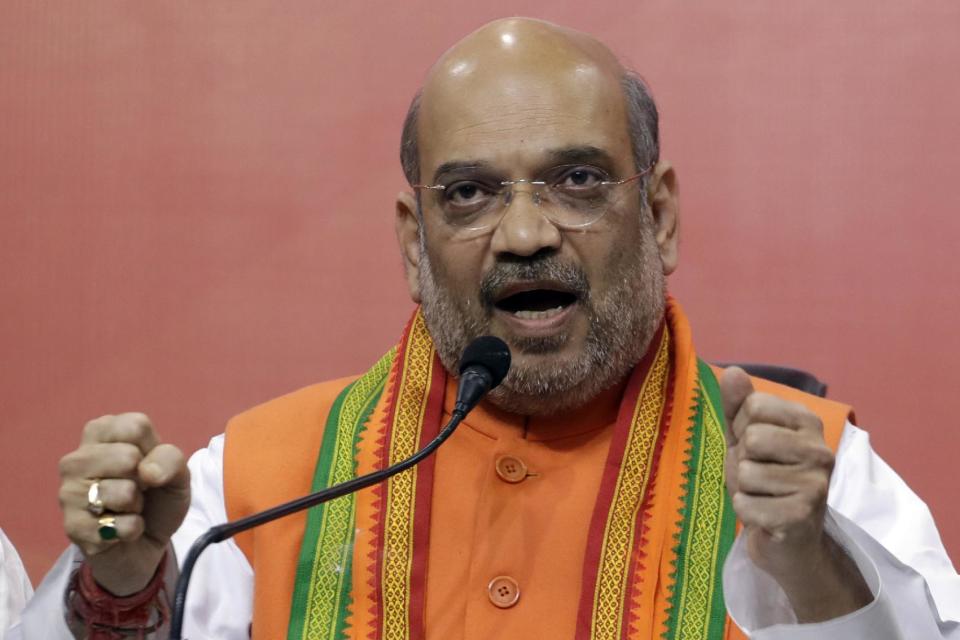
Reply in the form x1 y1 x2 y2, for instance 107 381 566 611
417 223 666 416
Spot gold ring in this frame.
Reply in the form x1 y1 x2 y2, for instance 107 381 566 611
97 515 118 541
86 480 105 517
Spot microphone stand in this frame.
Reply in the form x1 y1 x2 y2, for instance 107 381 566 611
169 408 468 639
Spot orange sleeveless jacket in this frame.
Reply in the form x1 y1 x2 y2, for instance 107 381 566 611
223 371 852 639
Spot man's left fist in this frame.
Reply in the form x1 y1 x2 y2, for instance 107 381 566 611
719 366 871 622
720 367 833 570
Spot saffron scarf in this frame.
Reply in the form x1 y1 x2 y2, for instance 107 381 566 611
286 298 736 640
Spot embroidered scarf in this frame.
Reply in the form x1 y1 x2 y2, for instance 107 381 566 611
286 298 736 640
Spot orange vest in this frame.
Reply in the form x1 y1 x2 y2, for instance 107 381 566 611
223 372 852 639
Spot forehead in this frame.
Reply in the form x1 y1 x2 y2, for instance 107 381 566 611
418 60 633 178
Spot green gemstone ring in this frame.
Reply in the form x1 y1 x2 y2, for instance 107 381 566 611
97 515 118 541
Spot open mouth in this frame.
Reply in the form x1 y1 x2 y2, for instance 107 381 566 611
493 286 579 320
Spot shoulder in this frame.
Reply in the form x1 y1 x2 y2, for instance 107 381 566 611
221 376 361 527
225 376 360 443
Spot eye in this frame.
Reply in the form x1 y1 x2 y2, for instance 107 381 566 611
553 166 607 193
444 181 494 208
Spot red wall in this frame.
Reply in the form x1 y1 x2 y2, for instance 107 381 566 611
2 2 958 583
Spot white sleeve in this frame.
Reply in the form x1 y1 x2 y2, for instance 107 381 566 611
723 421 960 638
0 529 34 640
8 435 253 640
172 434 254 640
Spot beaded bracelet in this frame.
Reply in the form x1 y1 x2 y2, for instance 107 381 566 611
67 553 170 639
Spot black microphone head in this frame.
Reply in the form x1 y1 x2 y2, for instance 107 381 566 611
458 336 511 390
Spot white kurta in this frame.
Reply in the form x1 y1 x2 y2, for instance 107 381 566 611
0 529 33 640
11 422 960 639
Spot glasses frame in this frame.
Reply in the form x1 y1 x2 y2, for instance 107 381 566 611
413 162 655 232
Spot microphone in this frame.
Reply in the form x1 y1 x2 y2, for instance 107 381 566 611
454 335 511 416
169 336 510 639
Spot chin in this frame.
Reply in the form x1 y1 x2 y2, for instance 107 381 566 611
488 356 612 417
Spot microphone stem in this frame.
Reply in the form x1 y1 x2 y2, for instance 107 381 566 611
169 410 466 639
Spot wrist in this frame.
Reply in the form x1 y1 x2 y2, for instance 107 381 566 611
89 544 168 597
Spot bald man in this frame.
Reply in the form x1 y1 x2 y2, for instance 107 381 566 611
14 18 960 640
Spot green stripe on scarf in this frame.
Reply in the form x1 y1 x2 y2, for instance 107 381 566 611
663 359 737 639
288 350 395 640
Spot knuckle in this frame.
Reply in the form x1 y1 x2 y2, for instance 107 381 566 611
58 483 74 508
725 453 738 476
126 411 151 425
794 408 823 433
809 444 834 469
732 491 748 512
63 511 87 539
724 456 739 487
128 412 154 433
785 399 808 415
58 452 79 478
810 415 824 435
82 416 112 439
809 473 830 499
126 413 152 437
741 394 763 418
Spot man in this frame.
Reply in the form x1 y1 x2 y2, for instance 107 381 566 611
14 17 959 639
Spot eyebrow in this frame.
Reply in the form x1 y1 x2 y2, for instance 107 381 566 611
429 145 617 184
431 160 492 184
545 145 616 168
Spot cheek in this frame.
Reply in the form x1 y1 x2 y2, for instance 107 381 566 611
574 222 645 290
425 233 489 290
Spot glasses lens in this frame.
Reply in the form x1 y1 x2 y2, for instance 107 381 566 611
542 170 639 228
434 180 503 231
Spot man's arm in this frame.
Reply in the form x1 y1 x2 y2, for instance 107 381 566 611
721 367 873 621
722 392 960 637
10 435 253 639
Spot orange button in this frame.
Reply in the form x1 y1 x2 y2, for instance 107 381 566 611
487 575 520 608
495 455 528 483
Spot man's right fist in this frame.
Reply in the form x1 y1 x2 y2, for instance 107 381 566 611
58 413 190 596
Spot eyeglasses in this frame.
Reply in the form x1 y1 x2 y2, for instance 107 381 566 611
413 163 653 234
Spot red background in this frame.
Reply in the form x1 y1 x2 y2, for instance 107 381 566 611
2 2 958 584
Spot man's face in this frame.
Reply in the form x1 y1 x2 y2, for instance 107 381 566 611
398 28 675 415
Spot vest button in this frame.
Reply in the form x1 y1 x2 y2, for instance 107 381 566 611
495 455 528 483
487 575 520 608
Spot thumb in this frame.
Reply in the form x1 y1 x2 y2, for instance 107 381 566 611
719 366 755 446
138 444 190 490
138 444 191 543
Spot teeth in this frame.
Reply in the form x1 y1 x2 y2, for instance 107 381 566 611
513 306 565 320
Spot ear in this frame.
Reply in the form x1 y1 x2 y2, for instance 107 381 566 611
647 160 680 275
396 191 423 303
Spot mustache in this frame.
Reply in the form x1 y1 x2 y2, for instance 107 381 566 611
479 254 590 308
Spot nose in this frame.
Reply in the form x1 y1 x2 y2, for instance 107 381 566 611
489 186 562 257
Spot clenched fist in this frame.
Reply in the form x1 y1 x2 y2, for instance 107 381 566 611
58 413 190 596
720 367 872 622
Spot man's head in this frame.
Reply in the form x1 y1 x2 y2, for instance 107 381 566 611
395 18 680 415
